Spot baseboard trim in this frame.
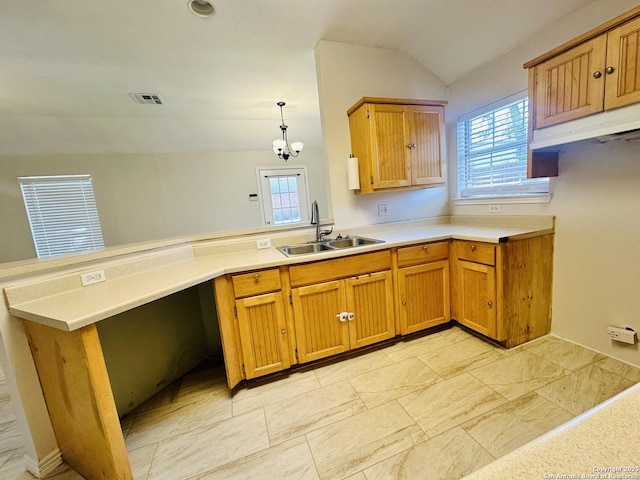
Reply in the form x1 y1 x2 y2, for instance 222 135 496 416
24 448 63 479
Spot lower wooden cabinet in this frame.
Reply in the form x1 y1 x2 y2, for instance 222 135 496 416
292 270 395 363
451 235 554 348
396 241 450 334
235 292 290 379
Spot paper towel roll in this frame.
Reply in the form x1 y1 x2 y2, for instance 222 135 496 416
347 155 360 190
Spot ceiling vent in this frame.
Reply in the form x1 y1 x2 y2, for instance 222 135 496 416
129 93 164 105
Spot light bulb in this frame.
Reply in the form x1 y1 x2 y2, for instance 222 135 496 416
291 142 304 153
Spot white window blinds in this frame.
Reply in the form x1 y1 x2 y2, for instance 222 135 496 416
19 175 105 258
457 97 549 197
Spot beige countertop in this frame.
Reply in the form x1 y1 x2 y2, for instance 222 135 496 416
3 219 554 332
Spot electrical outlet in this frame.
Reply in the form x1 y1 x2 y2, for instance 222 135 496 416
81 270 106 286
378 204 388 216
488 204 501 213
256 239 271 249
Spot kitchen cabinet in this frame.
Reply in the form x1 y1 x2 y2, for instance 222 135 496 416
289 251 395 363
214 267 294 387
450 235 554 348
395 241 450 334
524 6 640 177
347 97 447 194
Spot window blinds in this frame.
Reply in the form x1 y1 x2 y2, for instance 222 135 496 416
19 175 105 258
457 98 549 197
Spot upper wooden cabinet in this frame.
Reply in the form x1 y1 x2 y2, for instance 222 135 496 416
347 97 447 194
524 6 640 177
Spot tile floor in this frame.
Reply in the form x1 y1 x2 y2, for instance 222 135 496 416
2 326 640 479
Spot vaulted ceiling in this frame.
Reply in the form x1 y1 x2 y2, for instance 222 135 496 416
0 0 596 155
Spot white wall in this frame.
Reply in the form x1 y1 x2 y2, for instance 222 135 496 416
314 41 449 231
448 0 640 366
0 150 327 263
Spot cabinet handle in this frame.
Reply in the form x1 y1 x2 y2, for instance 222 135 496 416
470 245 476 251
254 273 260 281
593 71 602 78
605 66 615 74
487 301 493 307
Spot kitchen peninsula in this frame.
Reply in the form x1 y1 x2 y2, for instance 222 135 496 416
3 215 555 479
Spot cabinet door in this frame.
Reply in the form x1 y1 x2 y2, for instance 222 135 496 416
236 292 290 379
454 260 497 339
398 260 450 334
369 104 412 189
346 271 395 349
604 16 640 110
410 106 445 186
292 280 349 363
533 35 607 128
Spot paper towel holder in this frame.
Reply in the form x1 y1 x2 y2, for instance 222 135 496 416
347 154 360 190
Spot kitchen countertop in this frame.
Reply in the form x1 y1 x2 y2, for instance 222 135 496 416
3 219 554 332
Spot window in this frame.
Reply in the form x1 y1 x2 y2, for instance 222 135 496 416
19 175 105 258
256 166 310 226
457 96 549 198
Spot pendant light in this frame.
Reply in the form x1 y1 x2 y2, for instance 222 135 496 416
273 101 304 161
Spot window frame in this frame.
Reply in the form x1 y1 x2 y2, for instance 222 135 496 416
18 174 105 258
256 166 310 226
455 92 550 201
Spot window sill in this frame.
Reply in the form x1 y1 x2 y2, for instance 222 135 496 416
452 193 552 206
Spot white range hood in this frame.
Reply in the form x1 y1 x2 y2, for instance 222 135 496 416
530 102 640 150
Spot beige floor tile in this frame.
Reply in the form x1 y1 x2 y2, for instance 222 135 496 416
125 394 233 451
461 392 574 458
537 363 635 416
343 473 367 480
232 371 321 416
524 336 605 371
595 357 640 383
127 443 157 480
192 436 319 480
417 336 504 379
306 401 426 479
312 350 394 387
348 358 441 408
383 327 470 363
469 351 567 400
398 373 508 437
363 427 494 480
265 381 366 445
147 409 269 480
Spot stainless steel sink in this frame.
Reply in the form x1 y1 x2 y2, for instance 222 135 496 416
277 236 384 256
277 243 334 256
325 237 383 249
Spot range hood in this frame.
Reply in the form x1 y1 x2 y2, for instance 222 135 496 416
530 102 640 150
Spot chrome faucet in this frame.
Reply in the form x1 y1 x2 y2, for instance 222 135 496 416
311 200 332 242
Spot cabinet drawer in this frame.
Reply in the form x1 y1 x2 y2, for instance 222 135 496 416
289 250 391 287
397 241 449 267
454 241 496 266
232 269 281 298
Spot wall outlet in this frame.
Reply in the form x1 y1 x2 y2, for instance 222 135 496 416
81 270 106 286
488 204 501 213
378 204 388 216
256 238 271 249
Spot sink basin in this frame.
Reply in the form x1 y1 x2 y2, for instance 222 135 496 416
277 243 334 256
325 237 383 249
277 236 384 256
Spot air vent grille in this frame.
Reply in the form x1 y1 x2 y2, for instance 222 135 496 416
129 93 164 105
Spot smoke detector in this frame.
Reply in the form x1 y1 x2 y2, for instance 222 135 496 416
129 93 164 105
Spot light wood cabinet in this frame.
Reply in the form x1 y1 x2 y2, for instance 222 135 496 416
214 267 293 387
451 235 554 348
347 97 446 194
525 7 640 177
290 252 395 363
396 242 450 334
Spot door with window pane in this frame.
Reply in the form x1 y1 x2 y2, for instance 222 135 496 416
257 167 310 226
